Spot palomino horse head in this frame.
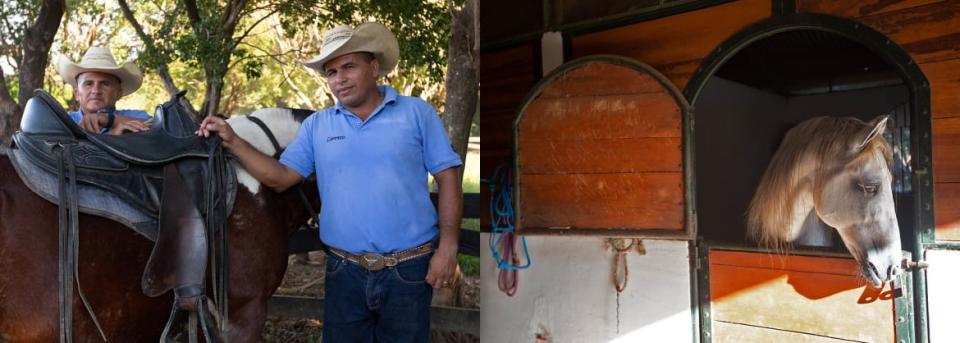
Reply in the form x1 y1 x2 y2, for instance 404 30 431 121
748 115 901 287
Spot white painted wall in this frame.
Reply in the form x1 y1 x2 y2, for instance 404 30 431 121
480 235 693 342
925 249 960 342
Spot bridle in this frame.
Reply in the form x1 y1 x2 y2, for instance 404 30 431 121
244 115 324 247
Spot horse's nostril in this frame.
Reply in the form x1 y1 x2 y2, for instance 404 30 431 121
886 265 895 279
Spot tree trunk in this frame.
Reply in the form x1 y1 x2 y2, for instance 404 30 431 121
442 0 479 181
0 0 65 145
201 72 225 119
0 72 21 145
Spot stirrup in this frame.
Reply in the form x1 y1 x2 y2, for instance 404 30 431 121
159 286 223 343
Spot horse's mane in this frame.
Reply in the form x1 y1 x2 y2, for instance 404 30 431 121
747 116 892 249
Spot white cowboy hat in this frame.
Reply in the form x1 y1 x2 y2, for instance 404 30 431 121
56 47 143 96
303 22 399 77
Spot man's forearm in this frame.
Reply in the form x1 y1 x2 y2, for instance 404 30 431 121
435 168 463 251
224 137 299 192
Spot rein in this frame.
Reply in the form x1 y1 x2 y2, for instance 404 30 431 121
244 116 324 248
55 143 107 342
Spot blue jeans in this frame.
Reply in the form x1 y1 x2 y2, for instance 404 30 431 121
322 252 433 343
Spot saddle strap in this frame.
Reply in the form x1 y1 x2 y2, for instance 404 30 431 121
57 144 75 343
57 144 107 343
204 140 230 339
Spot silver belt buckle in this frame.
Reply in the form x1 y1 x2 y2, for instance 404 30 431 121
360 253 386 271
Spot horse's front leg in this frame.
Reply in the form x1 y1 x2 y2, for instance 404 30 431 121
223 215 291 342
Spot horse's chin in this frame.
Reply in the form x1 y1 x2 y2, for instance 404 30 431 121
857 262 887 289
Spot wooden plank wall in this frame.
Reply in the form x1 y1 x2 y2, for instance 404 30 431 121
796 0 960 240
710 250 895 342
516 61 684 230
569 0 772 90
479 45 538 229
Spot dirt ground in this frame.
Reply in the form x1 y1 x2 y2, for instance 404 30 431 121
261 251 479 342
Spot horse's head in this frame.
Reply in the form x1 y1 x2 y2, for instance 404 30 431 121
815 115 901 287
749 115 902 288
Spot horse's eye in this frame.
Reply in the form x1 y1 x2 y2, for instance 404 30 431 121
859 182 880 195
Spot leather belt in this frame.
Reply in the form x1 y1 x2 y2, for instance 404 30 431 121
329 242 435 271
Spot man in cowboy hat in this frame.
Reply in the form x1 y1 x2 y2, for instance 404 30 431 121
57 47 149 135
197 22 462 341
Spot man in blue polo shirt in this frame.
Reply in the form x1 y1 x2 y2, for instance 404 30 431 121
197 22 462 342
56 47 149 134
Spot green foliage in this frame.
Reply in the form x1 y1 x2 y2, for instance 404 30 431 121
14 0 451 116
315 0 450 91
458 254 479 277
0 0 39 51
0 0 41 100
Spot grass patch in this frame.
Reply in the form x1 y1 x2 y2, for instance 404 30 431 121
458 255 480 276
458 218 480 276
462 218 479 231
463 175 480 193
455 144 482 276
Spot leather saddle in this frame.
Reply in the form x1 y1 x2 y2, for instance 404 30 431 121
11 89 235 342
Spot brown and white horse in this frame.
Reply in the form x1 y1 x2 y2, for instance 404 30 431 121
748 115 902 287
0 108 313 342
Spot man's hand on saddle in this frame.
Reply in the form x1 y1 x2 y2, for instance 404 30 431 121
79 112 148 135
107 116 148 135
196 115 237 145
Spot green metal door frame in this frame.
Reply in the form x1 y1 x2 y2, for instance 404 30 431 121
683 13 934 343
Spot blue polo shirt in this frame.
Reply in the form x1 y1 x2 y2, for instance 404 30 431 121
68 109 151 134
279 85 462 254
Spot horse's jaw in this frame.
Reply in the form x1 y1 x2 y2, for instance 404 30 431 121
834 221 903 288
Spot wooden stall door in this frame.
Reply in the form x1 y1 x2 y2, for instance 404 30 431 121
707 249 906 342
514 56 688 237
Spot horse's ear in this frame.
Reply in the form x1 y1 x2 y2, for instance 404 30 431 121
854 115 889 152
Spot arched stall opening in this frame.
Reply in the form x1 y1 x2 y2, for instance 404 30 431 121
695 29 914 252
686 15 931 342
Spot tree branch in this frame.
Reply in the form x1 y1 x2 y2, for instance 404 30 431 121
117 0 183 97
239 3 276 17
2 0 64 144
182 0 202 32
18 0 64 106
227 45 290 69
0 71 18 113
220 0 247 36
233 9 279 44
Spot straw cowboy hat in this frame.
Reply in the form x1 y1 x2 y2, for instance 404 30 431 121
303 22 399 77
56 47 143 96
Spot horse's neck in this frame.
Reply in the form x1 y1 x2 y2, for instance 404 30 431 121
779 184 815 242
778 154 820 243
794 208 836 247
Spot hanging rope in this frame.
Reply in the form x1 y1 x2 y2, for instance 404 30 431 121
482 164 531 297
608 238 645 334
609 238 634 293
608 238 646 293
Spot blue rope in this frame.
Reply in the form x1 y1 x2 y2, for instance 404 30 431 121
488 164 531 271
